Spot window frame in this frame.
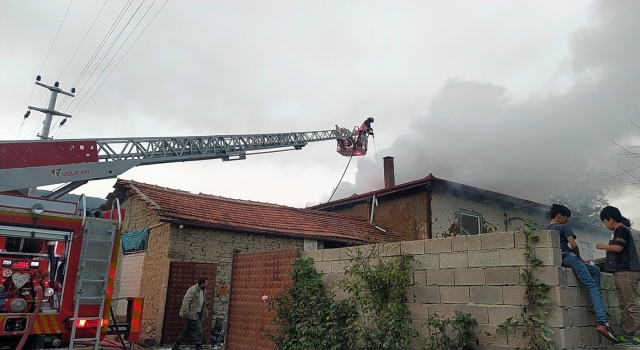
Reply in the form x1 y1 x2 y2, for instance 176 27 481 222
579 241 593 260
459 210 483 236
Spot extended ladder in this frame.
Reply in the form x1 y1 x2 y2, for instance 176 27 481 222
68 199 120 350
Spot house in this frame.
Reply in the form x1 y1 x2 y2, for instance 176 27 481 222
309 156 611 261
103 179 402 346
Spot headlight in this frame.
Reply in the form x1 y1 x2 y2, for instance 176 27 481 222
44 288 54 297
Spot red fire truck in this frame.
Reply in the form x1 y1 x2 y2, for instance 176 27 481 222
0 125 369 349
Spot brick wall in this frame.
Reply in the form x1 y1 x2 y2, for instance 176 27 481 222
305 230 620 349
167 227 306 331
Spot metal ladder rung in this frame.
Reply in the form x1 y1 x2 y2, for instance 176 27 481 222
71 317 103 321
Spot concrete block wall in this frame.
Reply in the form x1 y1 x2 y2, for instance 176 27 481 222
305 230 621 349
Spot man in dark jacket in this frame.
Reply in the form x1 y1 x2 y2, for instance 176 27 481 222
172 276 208 350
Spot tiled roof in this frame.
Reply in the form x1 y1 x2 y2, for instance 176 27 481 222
309 173 547 211
112 179 403 243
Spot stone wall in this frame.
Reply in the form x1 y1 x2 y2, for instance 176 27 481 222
305 230 621 349
167 227 306 330
113 195 172 344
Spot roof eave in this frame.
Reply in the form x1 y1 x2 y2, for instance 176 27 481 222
158 217 367 244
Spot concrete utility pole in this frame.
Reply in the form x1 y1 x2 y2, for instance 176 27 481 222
27 76 75 196
28 76 75 140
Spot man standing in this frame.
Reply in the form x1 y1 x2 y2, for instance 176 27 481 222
172 276 208 350
358 117 374 147
545 204 618 342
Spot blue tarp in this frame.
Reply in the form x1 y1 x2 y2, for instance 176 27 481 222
121 228 149 254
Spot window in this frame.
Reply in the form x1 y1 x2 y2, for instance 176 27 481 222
579 241 593 260
460 210 482 235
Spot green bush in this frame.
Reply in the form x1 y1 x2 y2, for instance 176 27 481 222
263 256 357 350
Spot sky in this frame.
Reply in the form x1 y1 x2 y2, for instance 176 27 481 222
1 1 640 222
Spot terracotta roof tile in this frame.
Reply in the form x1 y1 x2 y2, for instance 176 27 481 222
114 179 403 243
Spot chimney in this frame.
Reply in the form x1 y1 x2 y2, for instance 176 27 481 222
383 156 395 188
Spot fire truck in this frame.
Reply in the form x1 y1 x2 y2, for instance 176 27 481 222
0 125 370 349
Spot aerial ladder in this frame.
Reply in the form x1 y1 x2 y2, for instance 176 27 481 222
0 122 371 350
0 124 371 198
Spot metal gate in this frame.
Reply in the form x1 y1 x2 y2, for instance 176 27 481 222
226 249 299 350
161 262 217 345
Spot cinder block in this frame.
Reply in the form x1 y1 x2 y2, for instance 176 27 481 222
551 327 583 349
475 325 509 345
304 249 323 261
481 232 515 250
502 286 526 305
412 253 440 270
455 304 489 324
535 247 562 266
401 240 425 255
514 232 527 248
467 234 481 250
576 287 589 307
532 266 566 286
470 286 503 304
549 287 579 307
315 261 331 274
440 286 470 304
564 267 581 286
427 269 454 286
468 250 501 268
321 273 344 288
499 248 527 266
545 306 569 328
323 248 340 261
378 242 401 257
339 246 360 260
580 325 600 346
408 303 429 320
451 235 480 251
425 237 452 253
487 305 520 324
485 267 520 286
439 252 469 268
530 230 561 248
601 272 615 290
413 286 441 304
331 260 349 274
425 304 457 319
414 270 427 286
454 268 485 285
451 236 467 252
569 307 597 327
606 291 619 307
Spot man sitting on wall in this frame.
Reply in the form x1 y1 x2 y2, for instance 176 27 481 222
545 204 618 342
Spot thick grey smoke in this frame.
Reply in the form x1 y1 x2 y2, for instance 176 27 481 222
329 0 640 204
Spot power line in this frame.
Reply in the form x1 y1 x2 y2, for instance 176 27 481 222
58 0 110 81
39 0 75 75
0 120 23 139
56 0 170 138
58 0 134 112
66 0 150 116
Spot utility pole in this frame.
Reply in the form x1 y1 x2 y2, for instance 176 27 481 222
27 76 75 195
28 76 75 140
